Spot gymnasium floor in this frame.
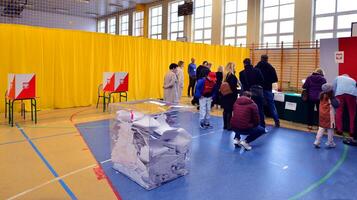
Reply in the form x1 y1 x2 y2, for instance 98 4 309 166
1 100 357 200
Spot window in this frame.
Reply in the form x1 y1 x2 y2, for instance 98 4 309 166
169 1 185 40
261 0 295 46
98 20 105 33
133 11 144 36
149 6 163 39
108 17 116 34
223 0 248 46
193 0 212 44
119 14 129 35
314 0 357 40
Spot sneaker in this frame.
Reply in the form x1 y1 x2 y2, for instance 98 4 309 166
200 122 206 129
313 140 321 148
204 122 213 129
275 121 280 128
326 142 336 148
233 138 240 145
239 141 252 151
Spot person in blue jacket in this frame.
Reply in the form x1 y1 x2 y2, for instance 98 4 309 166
195 72 218 129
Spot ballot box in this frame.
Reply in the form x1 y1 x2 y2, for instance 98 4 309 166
109 99 193 190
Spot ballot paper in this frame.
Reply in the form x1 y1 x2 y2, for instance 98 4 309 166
274 92 285 102
285 102 297 111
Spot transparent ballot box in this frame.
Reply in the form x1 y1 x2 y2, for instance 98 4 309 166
109 99 193 190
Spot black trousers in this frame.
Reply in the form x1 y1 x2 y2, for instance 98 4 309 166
188 76 196 97
307 100 319 126
223 109 232 129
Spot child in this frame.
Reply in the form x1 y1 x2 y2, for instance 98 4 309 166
314 83 339 148
195 72 217 129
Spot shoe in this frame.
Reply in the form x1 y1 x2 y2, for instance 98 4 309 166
326 142 336 148
204 123 213 129
275 121 280 128
308 126 313 130
239 141 252 151
313 140 320 148
200 122 206 129
265 128 268 133
233 138 240 145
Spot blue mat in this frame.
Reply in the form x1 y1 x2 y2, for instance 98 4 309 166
76 112 357 200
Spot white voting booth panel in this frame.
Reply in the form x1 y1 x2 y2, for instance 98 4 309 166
7 73 36 100
103 72 129 92
109 100 192 190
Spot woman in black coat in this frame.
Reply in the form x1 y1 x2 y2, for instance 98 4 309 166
221 63 238 130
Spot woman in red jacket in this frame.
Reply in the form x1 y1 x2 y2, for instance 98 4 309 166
230 91 266 151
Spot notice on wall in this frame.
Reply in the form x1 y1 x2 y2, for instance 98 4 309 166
285 102 297 111
274 92 285 102
335 51 344 63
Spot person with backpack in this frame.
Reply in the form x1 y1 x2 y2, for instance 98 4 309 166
220 62 238 130
239 58 265 127
314 84 339 148
195 72 218 129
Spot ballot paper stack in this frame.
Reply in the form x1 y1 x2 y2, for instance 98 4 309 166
109 100 192 190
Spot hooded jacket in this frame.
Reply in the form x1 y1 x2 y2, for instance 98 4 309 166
302 73 327 101
255 61 278 91
230 96 259 130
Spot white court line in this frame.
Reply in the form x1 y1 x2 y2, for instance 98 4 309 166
6 159 112 200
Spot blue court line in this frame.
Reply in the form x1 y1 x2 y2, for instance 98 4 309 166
15 124 78 200
0 131 78 146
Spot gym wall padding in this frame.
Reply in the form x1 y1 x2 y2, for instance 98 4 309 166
0 23 249 112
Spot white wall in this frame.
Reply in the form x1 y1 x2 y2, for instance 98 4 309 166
0 9 96 32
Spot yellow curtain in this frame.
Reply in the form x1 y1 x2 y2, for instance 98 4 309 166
0 24 249 112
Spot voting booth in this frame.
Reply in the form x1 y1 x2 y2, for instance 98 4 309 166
103 72 129 92
7 73 36 100
109 100 192 190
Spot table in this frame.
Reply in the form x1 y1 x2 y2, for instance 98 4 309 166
269 92 355 132
5 97 37 127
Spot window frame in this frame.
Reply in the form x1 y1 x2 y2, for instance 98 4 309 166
133 11 144 36
97 19 106 33
168 0 185 41
313 0 357 40
107 17 117 35
223 0 248 46
119 14 129 35
149 5 163 39
261 0 295 46
193 0 213 44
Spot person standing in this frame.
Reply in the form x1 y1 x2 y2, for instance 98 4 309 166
231 91 265 151
213 66 224 107
314 84 339 148
195 72 218 129
302 68 327 130
239 58 265 127
196 61 210 80
255 54 280 127
221 62 238 130
163 63 179 103
333 74 357 137
187 58 197 97
177 61 185 100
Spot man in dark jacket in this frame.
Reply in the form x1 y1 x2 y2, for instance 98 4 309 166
230 91 265 151
239 58 266 127
196 61 210 80
255 54 280 127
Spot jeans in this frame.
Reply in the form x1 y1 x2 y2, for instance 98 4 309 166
199 97 212 123
263 90 280 124
252 96 265 127
233 126 265 143
188 76 196 97
306 100 319 126
336 94 356 136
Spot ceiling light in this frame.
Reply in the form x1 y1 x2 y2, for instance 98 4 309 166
109 3 123 8
78 0 90 3
53 8 69 13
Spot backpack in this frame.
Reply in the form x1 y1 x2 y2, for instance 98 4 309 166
203 78 216 96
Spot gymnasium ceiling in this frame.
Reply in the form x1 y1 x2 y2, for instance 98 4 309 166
0 0 156 18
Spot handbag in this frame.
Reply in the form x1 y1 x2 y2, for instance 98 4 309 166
301 89 308 101
220 82 233 96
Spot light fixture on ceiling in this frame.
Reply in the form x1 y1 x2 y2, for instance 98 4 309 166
85 12 98 17
109 3 123 8
78 0 90 3
53 8 69 13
